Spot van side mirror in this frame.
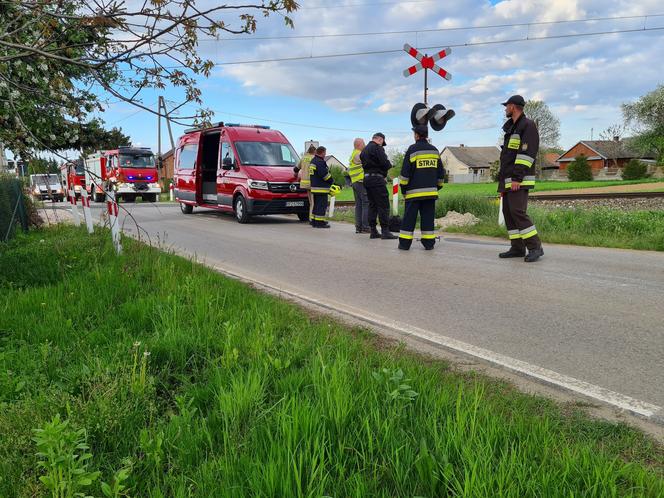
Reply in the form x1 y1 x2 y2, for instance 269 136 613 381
222 157 234 170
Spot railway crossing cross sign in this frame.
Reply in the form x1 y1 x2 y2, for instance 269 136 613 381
402 43 452 105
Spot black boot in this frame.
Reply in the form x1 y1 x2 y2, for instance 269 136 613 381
499 247 526 258
381 230 398 240
525 247 544 262
370 227 381 239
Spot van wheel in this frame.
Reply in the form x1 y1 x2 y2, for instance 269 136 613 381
180 203 193 214
234 195 251 224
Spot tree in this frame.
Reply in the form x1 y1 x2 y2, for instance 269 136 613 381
622 85 664 164
77 120 131 156
524 100 560 178
0 1 298 157
567 155 593 181
27 157 58 174
599 124 626 169
489 159 500 182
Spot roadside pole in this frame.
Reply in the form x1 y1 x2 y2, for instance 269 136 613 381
80 189 94 234
169 181 174 201
68 184 81 226
106 190 122 254
392 178 399 215
328 194 336 219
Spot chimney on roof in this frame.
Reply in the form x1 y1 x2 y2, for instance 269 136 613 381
460 144 465 147
613 136 620 142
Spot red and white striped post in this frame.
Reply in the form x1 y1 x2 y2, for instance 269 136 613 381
169 181 174 201
392 177 399 216
68 188 81 226
80 189 94 234
106 190 122 254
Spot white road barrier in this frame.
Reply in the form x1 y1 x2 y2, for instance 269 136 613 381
80 190 94 234
328 194 336 218
392 177 399 215
106 190 122 255
69 189 81 226
169 181 174 201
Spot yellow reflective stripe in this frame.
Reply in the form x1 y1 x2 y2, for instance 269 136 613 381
311 215 327 221
404 192 438 199
421 234 437 239
323 173 332 181
508 233 521 240
399 234 414 240
311 188 330 193
410 152 439 162
515 159 533 167
521 229 538 239
521 180 535 186
399 176 409 185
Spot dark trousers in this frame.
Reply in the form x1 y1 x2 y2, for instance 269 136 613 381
364 175 390 230
503 189 541 250
352 182 369 229
311 193 328 226
399 199 437 249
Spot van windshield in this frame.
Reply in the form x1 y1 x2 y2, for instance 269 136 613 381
119 154 155 169
234 142 299 167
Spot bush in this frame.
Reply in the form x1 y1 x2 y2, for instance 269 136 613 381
489 160 500 182
329 165 347 187
567 155 593 181
621 159 648 180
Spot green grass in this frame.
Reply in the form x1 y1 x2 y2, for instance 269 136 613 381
335 179 663 202
1 227 663 497
437 195 664 251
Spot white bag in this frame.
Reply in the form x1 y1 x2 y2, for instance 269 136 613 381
498 195 505 227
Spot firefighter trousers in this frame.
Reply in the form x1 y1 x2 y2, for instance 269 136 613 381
399 198 436 250
503 189 541 250
311 193 329 226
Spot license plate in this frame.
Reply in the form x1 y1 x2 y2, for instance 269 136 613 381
286 201 304 207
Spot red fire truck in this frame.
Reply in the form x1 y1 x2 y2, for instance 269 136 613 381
60 159 86 198
174 123 309 223
85 147 160 202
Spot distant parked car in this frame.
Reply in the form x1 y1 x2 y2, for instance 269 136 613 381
29 174 64 202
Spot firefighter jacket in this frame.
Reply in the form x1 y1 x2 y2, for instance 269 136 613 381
499 114 539 192
348 148 364 183
294 153 313 189
399 139 445 201
309 155 334 194
360 141 391 176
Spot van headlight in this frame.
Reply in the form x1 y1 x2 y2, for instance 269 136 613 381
248 180 269 190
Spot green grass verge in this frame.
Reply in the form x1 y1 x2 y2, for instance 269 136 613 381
1 227 663 496
437 195 664 251
333 192 664 251
335 179 663 202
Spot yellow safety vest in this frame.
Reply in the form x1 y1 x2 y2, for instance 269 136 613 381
348 149 364 183
298 153 313 188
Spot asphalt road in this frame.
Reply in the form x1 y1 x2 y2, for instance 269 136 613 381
53 202 664 419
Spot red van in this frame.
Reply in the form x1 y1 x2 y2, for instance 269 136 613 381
173 123 309 223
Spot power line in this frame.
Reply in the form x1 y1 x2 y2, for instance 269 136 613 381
207 110 406 134
208 13 664 42
208 25 664 66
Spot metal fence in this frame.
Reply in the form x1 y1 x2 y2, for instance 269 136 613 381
0 175 29 242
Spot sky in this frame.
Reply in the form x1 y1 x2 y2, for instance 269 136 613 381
87 0 664 164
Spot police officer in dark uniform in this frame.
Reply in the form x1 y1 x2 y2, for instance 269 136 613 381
498 95 544 262
398 125 444 251
309 146 334 228
360 132 398 239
